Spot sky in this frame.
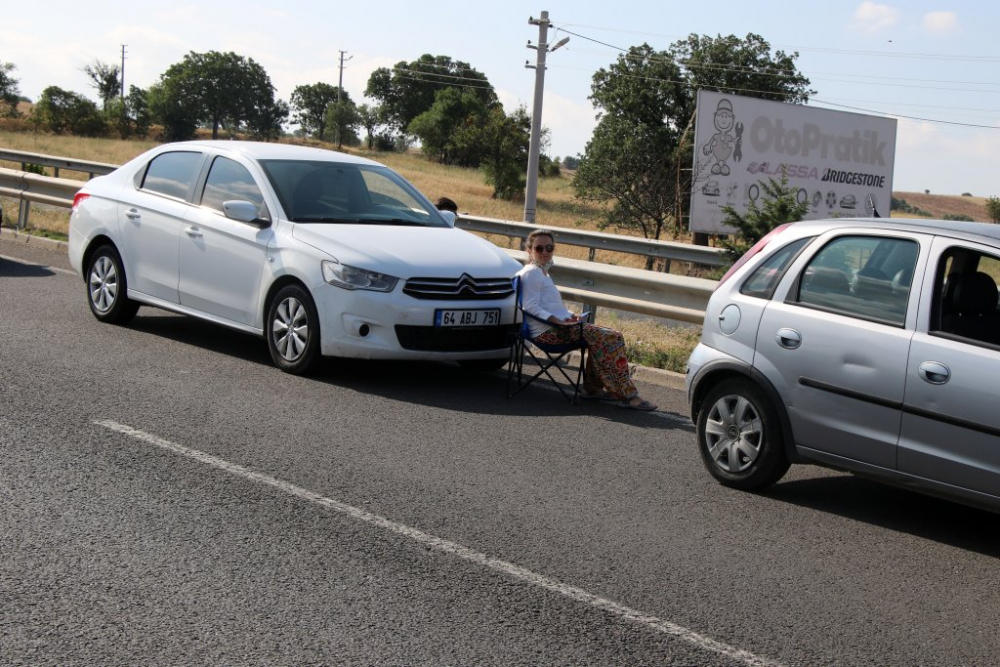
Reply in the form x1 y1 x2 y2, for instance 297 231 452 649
4 0 1000 197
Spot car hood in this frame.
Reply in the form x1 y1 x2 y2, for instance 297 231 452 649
290 224 520 277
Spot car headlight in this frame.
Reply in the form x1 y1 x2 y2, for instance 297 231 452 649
321 259 398 292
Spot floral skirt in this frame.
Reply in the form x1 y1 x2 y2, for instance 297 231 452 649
533 323 637 399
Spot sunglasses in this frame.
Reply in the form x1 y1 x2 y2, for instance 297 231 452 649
533 244 555 253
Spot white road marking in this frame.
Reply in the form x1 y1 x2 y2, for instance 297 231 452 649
0 253 77 276
94 418 782 667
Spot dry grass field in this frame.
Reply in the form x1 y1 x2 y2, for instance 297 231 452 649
3 130 995 371
0 131 701 371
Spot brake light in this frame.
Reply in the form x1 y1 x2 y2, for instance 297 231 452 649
716 223 794 288
72 192 90 210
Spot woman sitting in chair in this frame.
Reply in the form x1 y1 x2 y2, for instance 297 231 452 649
517 229 657 411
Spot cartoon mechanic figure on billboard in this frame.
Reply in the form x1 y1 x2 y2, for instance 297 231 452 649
702 97 743 176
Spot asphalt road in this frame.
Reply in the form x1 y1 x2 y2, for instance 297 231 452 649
3 235 1000 667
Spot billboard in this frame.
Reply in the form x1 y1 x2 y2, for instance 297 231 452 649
690 90 897 233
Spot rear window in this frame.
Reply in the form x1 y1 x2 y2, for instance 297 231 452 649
141 151 202 200
740 237 812 299
793 235 919 327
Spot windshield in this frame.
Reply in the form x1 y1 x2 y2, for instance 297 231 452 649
259 159 447 226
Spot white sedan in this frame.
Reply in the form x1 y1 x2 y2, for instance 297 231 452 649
69 141 522 374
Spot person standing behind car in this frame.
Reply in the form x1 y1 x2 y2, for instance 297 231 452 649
435 197 459 226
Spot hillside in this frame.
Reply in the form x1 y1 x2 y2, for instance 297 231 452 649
892 191 991 222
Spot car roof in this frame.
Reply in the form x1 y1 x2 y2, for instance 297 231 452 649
789 217 1000 246
166 140 383 166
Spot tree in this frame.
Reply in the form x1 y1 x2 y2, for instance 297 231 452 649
107 85 152 139
0 61 20 117
324 98 360 149
148 81 198 141
408 87 492 166
574 34 813 243
156 51 284 140
986 196 1000 224
479 106 531 199
290 83 340 140
35 86 106 136
81 60 121 110
716 170 810 263
357 103 384 149
365 54 496 137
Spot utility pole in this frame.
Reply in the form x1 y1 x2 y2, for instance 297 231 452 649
337 50 352 103
336 50 354 149
120 44 128 100
523 11 568 224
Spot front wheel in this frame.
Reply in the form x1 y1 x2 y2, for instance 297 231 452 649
696 378 790 491
86 245 139 324
267 285 320 375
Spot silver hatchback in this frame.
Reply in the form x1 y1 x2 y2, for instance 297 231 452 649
686 218 1000 512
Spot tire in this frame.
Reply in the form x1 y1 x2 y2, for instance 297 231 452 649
696 378 790 491
458 358 508 372
267 284 320 375
86 245 139 324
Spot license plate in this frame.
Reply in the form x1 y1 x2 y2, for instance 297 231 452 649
434 308 501 327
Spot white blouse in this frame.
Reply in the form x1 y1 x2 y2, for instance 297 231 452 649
516 263 572 338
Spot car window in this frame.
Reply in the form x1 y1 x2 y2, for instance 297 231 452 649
201 156 269 219
259 159 446 226
740 237 812 299
794 235 919 327
141 151 202 200
931 247 1000 347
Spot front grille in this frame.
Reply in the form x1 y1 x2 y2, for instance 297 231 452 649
395 324 517 352
403 274 514 301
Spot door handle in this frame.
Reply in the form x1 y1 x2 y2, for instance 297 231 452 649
918 361 950 385
184 226 203 238
775 328 801 350
125 208 140 220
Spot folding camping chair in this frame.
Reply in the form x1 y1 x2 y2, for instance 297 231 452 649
506 277 588 404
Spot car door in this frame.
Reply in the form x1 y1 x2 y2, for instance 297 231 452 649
754 231 926 468
178 155 273 327
120 150 205 303
899 237 1000 497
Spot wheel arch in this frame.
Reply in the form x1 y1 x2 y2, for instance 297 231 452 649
690 360 803 464
263 275 312 321
81 234 118 282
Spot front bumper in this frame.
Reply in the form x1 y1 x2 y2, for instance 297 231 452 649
313 284 516 360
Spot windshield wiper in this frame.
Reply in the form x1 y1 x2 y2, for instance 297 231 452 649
292 216 364 224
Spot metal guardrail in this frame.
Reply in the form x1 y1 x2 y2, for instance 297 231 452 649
0 149 118 179
457 216 726 269
0 148 720 323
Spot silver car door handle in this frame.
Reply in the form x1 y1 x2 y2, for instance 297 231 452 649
184 226 203 238
125 208 140 220
918 361 951 385
776 328 801 349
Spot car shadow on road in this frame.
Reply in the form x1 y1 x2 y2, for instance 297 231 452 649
0 259 56 278
124 312 687 428
765 474 1000 557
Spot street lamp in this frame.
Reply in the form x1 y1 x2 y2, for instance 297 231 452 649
523 11 568 225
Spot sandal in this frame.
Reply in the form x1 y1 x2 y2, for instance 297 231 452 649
617 397 657 411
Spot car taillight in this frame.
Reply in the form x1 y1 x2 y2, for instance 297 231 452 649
715 222 795 288
72 192 90 210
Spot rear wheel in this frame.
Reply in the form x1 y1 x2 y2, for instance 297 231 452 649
267 284 320 375
697 378 790 490
86 245 139 324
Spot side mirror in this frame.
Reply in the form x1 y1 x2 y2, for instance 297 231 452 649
223 200 270 227
438 210 457 227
